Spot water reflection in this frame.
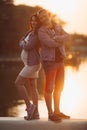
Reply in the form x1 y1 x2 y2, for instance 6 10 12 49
7 58 87 119
7 100 48 118
61 59 87 119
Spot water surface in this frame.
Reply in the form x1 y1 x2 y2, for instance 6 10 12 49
7 58 87 119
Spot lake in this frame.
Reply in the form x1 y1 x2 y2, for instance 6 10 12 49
6 57 87 119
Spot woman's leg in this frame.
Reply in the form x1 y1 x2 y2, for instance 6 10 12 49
53 63 70 119
44 68 56 115
45 68 62 122
28 78 39 114
15 75 37 120
15 75 31 108
53 63 64 114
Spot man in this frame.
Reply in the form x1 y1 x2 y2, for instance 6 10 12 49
37 9 70 122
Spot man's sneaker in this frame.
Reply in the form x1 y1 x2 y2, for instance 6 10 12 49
48 113 62 122
57 112 70 119
24 104 36 120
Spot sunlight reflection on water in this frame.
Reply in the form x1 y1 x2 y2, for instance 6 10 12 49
8 59 87 119
8 100 48 118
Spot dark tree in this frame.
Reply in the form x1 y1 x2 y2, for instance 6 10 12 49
0 0 14 5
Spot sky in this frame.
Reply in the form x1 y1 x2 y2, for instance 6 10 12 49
14 0 87 36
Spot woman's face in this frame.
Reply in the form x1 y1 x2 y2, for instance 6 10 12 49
31 16 38 29
38 10 51 25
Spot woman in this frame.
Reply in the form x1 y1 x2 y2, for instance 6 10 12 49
15 14 41 120
37 9 70 122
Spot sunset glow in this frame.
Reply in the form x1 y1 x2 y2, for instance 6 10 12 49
14 0 87 35
12 0 87 118
8 61 87 119
14 0 80 16
60 66 82 114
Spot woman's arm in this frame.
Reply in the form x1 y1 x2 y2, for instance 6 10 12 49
19 34 38 50
38 27 61 48
54 24 70 42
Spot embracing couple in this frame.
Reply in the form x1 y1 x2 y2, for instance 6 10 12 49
15 9 70 122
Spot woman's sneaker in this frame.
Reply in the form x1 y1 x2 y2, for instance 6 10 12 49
48 113 62 122
31 112 40 120
24 104 36 120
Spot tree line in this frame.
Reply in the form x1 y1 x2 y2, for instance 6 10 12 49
0 3 87 57
0 3 41 56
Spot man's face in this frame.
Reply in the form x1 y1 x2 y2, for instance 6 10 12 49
38 10 51 25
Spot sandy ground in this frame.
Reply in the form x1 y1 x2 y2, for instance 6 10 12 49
0 117 87 130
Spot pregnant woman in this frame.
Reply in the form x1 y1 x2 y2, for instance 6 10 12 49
15 14 41 120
